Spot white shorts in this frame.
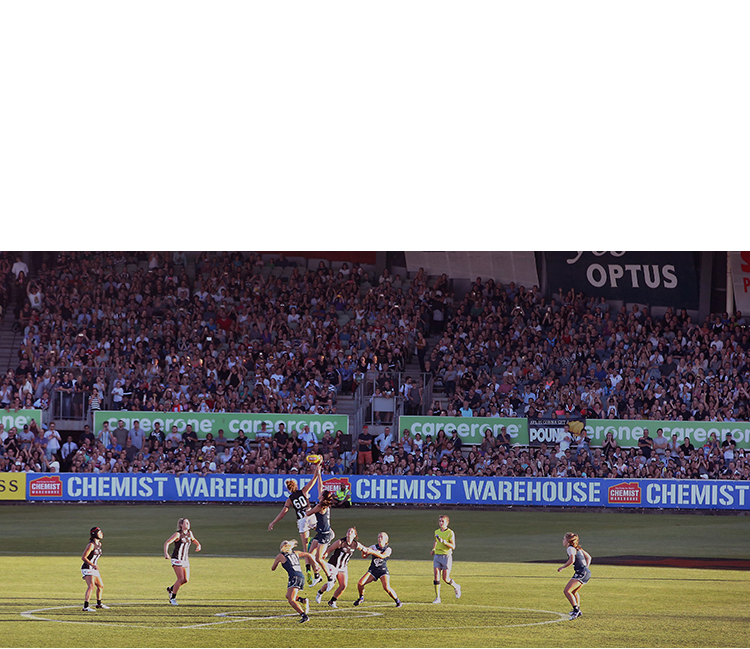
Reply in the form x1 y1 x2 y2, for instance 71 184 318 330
297 514 317 535
328 565 347 581
81 568 100 578
171 559 190 579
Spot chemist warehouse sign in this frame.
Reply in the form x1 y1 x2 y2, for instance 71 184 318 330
23 473 750 511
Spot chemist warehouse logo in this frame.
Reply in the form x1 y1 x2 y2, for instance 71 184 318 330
29 475 63 498
608 481 641 504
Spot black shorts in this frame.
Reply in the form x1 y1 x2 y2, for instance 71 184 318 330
287 573 305 590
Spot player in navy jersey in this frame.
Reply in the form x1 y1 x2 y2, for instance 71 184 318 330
353 532 403 608
314 526 371 608
271 539 321 624
164 518 202 605
557 532 592 620
268 462 323 585
307 490 337 588
81 526 108 612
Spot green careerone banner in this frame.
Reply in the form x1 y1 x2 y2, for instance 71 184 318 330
398 416 750 450
93 411 348 441
584 419 750 449
398 416 528 445
0 409 44 430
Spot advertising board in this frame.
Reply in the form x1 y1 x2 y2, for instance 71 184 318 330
92 411 348 441
23 473 750 511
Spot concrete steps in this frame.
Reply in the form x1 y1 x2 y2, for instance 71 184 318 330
0 318 20 378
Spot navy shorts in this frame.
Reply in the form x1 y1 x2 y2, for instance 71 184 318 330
314 530 335 545
572 568 591 584
368 566 389 580
287 573 305 590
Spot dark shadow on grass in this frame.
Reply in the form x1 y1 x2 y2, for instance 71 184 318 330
529 556 750 570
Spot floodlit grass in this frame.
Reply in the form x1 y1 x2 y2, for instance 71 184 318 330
1 504 750 647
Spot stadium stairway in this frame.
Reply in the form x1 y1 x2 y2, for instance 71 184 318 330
0 317 21 378
334 333 442 437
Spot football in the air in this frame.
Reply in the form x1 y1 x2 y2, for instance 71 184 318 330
306 454 322 464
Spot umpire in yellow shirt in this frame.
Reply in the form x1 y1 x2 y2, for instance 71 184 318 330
430 515 462 603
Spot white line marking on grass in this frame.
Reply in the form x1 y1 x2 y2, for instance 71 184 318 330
19 601 566 631
20 604 154 628
182 609 383 629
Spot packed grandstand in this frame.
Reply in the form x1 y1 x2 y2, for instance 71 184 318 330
1 250 748 483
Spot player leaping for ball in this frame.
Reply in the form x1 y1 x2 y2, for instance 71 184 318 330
307 489 337 590
430 514 461 603
268 461 323 586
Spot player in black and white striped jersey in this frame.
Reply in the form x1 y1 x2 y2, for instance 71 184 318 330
81 526 109 612
164 518 202 605
268 463 323 585
314 526 372 608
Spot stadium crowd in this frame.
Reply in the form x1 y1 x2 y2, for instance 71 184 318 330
1 250 750 481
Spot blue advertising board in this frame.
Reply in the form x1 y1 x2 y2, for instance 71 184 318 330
25 473 750 511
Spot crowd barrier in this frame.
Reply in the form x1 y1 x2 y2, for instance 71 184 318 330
18 473 750 511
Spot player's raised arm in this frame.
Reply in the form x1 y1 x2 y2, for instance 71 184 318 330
301 462 322 498
269 499 292 531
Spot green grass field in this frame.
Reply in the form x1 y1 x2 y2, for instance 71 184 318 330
2 503 750 647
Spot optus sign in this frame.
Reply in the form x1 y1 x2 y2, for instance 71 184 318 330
543 251 699 308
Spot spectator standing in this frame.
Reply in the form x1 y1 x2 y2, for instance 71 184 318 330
166 425 182 446
128 420 145 451
653 428 669 460
182 424 198 452
79 425 96 447
11 255 29 280
680 435 695 456
96 421 111 447
215 429 229 454
61 435 79 462
637 428 654 459
375 427 394 455
43 422 61 461
18 424 34 450
112 420 128 449
149 422 165 445
357 425 374 473
89 388 102 413
299 425 317 449
111 381 124 408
